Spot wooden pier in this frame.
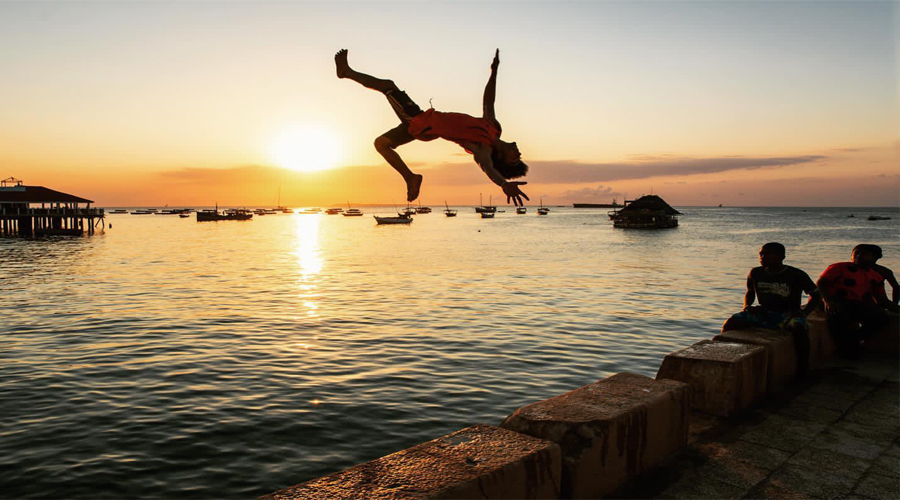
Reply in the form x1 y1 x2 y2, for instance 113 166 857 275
0 177 104 237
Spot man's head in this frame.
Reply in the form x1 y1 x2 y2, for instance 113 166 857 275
852 244 877 268
866 244 883 261
492 140 528 179
759 242 786 269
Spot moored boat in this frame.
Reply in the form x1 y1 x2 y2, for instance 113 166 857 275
374 213 413 225
474 193 496 213
444 201 457 217
480 211 495 219
197 206 253 221
537 199 549 215
516 207 527 214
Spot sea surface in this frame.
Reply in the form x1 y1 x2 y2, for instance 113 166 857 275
2 206 898 499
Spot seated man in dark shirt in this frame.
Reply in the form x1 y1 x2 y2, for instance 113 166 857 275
817 244 898 357
722 242 820 376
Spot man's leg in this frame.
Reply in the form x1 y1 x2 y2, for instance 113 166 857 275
375 124 423 202
783 317 810 379
827 303 861 358
335 49 399 93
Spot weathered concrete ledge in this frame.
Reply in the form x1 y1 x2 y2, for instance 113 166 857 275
499 373 690 499
657 340 767 417
863 311 900 356
265 305 899 499
262 424 561 500
807 311 836 367
713 328 797 392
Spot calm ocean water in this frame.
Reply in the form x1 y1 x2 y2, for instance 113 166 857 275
2 205 898 499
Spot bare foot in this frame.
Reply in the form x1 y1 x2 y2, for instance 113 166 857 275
406 174 423 202
335 49 351 79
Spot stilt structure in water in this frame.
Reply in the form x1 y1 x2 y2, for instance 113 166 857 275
0 177 104 237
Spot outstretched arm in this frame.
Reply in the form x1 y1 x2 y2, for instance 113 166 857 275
482 49 499 123
468 142 529 206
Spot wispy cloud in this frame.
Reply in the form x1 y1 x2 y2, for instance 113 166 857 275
419 154 828 186
525 155 827 184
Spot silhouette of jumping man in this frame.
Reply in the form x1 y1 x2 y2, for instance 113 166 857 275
335 49 529 204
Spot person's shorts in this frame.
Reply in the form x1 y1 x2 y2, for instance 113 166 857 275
729 307 809 333
384 89 422 124
379 89 423 146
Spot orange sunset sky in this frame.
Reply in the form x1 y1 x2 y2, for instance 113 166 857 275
2 1 898 207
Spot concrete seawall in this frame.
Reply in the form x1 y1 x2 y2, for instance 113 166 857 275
263 312 898 499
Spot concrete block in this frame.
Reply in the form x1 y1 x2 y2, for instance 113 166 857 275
807 311 835 367
657 340 768 417
713 328 797 392
499 373 690 499
261 424 561 500
862 311 900 357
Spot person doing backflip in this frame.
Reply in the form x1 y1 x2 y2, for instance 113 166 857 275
335 49 529 205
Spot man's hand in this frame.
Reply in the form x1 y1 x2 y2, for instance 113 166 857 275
491 49 499 72
502 181 529 206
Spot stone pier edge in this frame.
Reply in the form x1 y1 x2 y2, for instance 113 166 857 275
263 312 898 499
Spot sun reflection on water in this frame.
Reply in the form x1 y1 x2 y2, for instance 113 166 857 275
293 214 323 319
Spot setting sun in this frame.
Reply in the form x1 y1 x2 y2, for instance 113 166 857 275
270 126 340 172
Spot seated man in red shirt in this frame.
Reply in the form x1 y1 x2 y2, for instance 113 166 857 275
817 245 898 357
335 49 528 204
722 242 820 376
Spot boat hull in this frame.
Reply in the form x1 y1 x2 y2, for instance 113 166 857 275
374 216 412 225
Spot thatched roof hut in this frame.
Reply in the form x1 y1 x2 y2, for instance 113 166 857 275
610 194 680 229
614 195 681 216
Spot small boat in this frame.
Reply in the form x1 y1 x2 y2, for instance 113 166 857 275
131 210 153 215
537 199 549 215
110 209 127 214
402 205 416 216
325 208 343 215
342 202 363 216
480 211 495 219
264 209 278 215
867 215 892 221
298 208 321 214
474 193 496 213
516 207 527 214
573 198 621 209
254 208 267 216
197 205 253 221
179 213 190 218
415 201 432 214
444 201 457 217
374 213 413 225
274 189 291 213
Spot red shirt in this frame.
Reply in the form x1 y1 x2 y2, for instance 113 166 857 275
819 262 886 302
407 109 500 151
